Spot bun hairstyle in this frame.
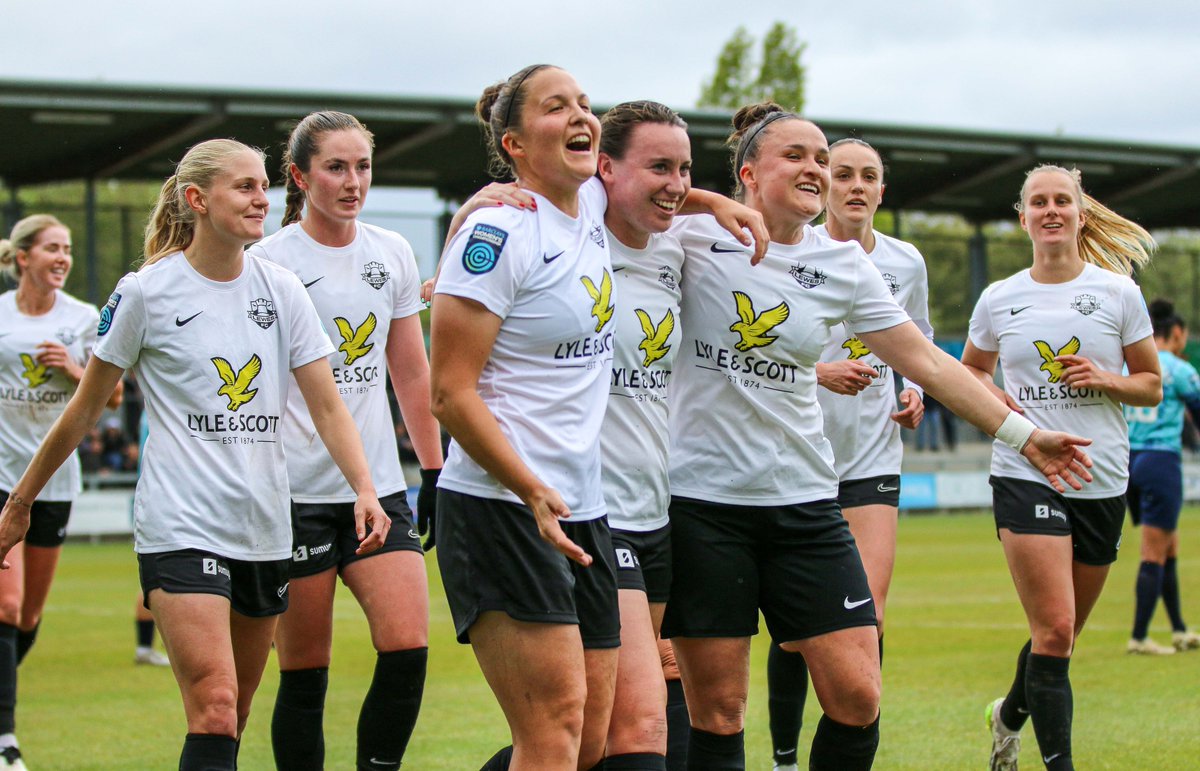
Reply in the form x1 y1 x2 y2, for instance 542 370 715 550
476 64 554 179
1016 164 1155 276
1149 298 1185 339
0 214 67 280
728 102 802 199
599 100 688 161
281 111 375 227
142 139 266 268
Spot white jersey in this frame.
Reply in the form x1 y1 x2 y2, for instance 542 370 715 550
601 229 684 532
813 225 933 480
668 217 910 505
92 252 334 559
0 290 98 501
435 177 613 521
968 263 1152 498
249 222 423 503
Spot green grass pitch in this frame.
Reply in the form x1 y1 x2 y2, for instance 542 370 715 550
15 509 1200 769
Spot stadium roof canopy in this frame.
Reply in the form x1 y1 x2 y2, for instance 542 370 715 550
2 79 1198 228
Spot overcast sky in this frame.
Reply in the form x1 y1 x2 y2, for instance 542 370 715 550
3 0 1197 146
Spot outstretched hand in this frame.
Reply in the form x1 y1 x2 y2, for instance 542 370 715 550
1021 429 1094 492
0 499 31 570
353 493 391 555
708 198 769 265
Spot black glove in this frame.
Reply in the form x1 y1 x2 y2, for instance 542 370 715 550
417 467 441 551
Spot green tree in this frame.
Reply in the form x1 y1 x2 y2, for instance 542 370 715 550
698 22 807 112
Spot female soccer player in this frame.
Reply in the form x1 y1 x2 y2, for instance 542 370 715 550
765 137 933 771
0 214 123 768
964 165 1160 771
663 104 1092 771
0 139 387 771
249 110 443 771
1124 299 1200 654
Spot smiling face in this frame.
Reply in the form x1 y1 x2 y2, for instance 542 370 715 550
1019 168 1086 253
599 121 692 248
17 225 72 293
503 67 601 201
827 142 884 229
292 128 373 227
191 149 271 246
740 118 830 228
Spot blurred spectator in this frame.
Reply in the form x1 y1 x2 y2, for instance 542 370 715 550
79 427 104 473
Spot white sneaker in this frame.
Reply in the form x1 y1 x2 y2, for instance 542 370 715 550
986 697 1020 771
0 745 27 770
1172 629 1200 651
1127 637 1176 655
773 765 799 771
134 647 170 666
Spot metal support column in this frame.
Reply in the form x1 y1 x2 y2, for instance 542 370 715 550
968 222 988 306
85 178 99 304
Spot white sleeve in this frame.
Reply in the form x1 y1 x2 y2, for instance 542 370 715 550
390 235 424 320
901 255 933 397
845 259 910 336
435 208 531 319
91 275 145 370
967 286 999 352
284 273 337 369
1120 280 1153 346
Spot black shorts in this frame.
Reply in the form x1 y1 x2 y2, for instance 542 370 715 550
138 549 291 617
837 475 901 509
662 496 876 643
436 489 620 649
1127 450 1183 530
0 491 71 548
990 476 1126 566
610 523 672 603
289 491 422 578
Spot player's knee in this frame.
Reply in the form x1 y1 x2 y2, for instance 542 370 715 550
192 682 239 735
1033 617 1076 656
691 692 746 734
0 595 22 626
608 707 667 754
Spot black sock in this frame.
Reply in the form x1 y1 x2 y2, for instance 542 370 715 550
271 667 328 771
767 641 807 766
686 728 743 770
808 714 879 771
1132 561 1164 640
1026 654 1073 771
999 640 1032 731
607 752 667 770
180 733 237 771
137 618 155 648
1162 557 1187 632
357 647 427 769
479 745 512 771
15 623 38 666
0 624 16 735
665 678 689 771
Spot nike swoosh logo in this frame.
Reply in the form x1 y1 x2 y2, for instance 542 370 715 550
612 266 626 273
542 251 565 264
1010 305 1033 315
876 483 898 493
710 242 743 254
844 596 872 610
303 276 324 288
175 312 203 327
369 759 399 767
1043 753 1062 764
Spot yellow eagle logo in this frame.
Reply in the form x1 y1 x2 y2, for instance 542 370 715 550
635 308 675 367
211 354 262 411
19 354 52 388
581 270 615 332
1034 337 1081 384
730 291 789 351
334 312 377 366
842 338 871 360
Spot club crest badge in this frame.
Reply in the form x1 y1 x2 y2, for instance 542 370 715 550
658 266 678 291
247 298 278 330
1070 294 1100 316
589 223 606 248
789 263 826 289
361 261 390 289
882 272 900 295
56 328 77 346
